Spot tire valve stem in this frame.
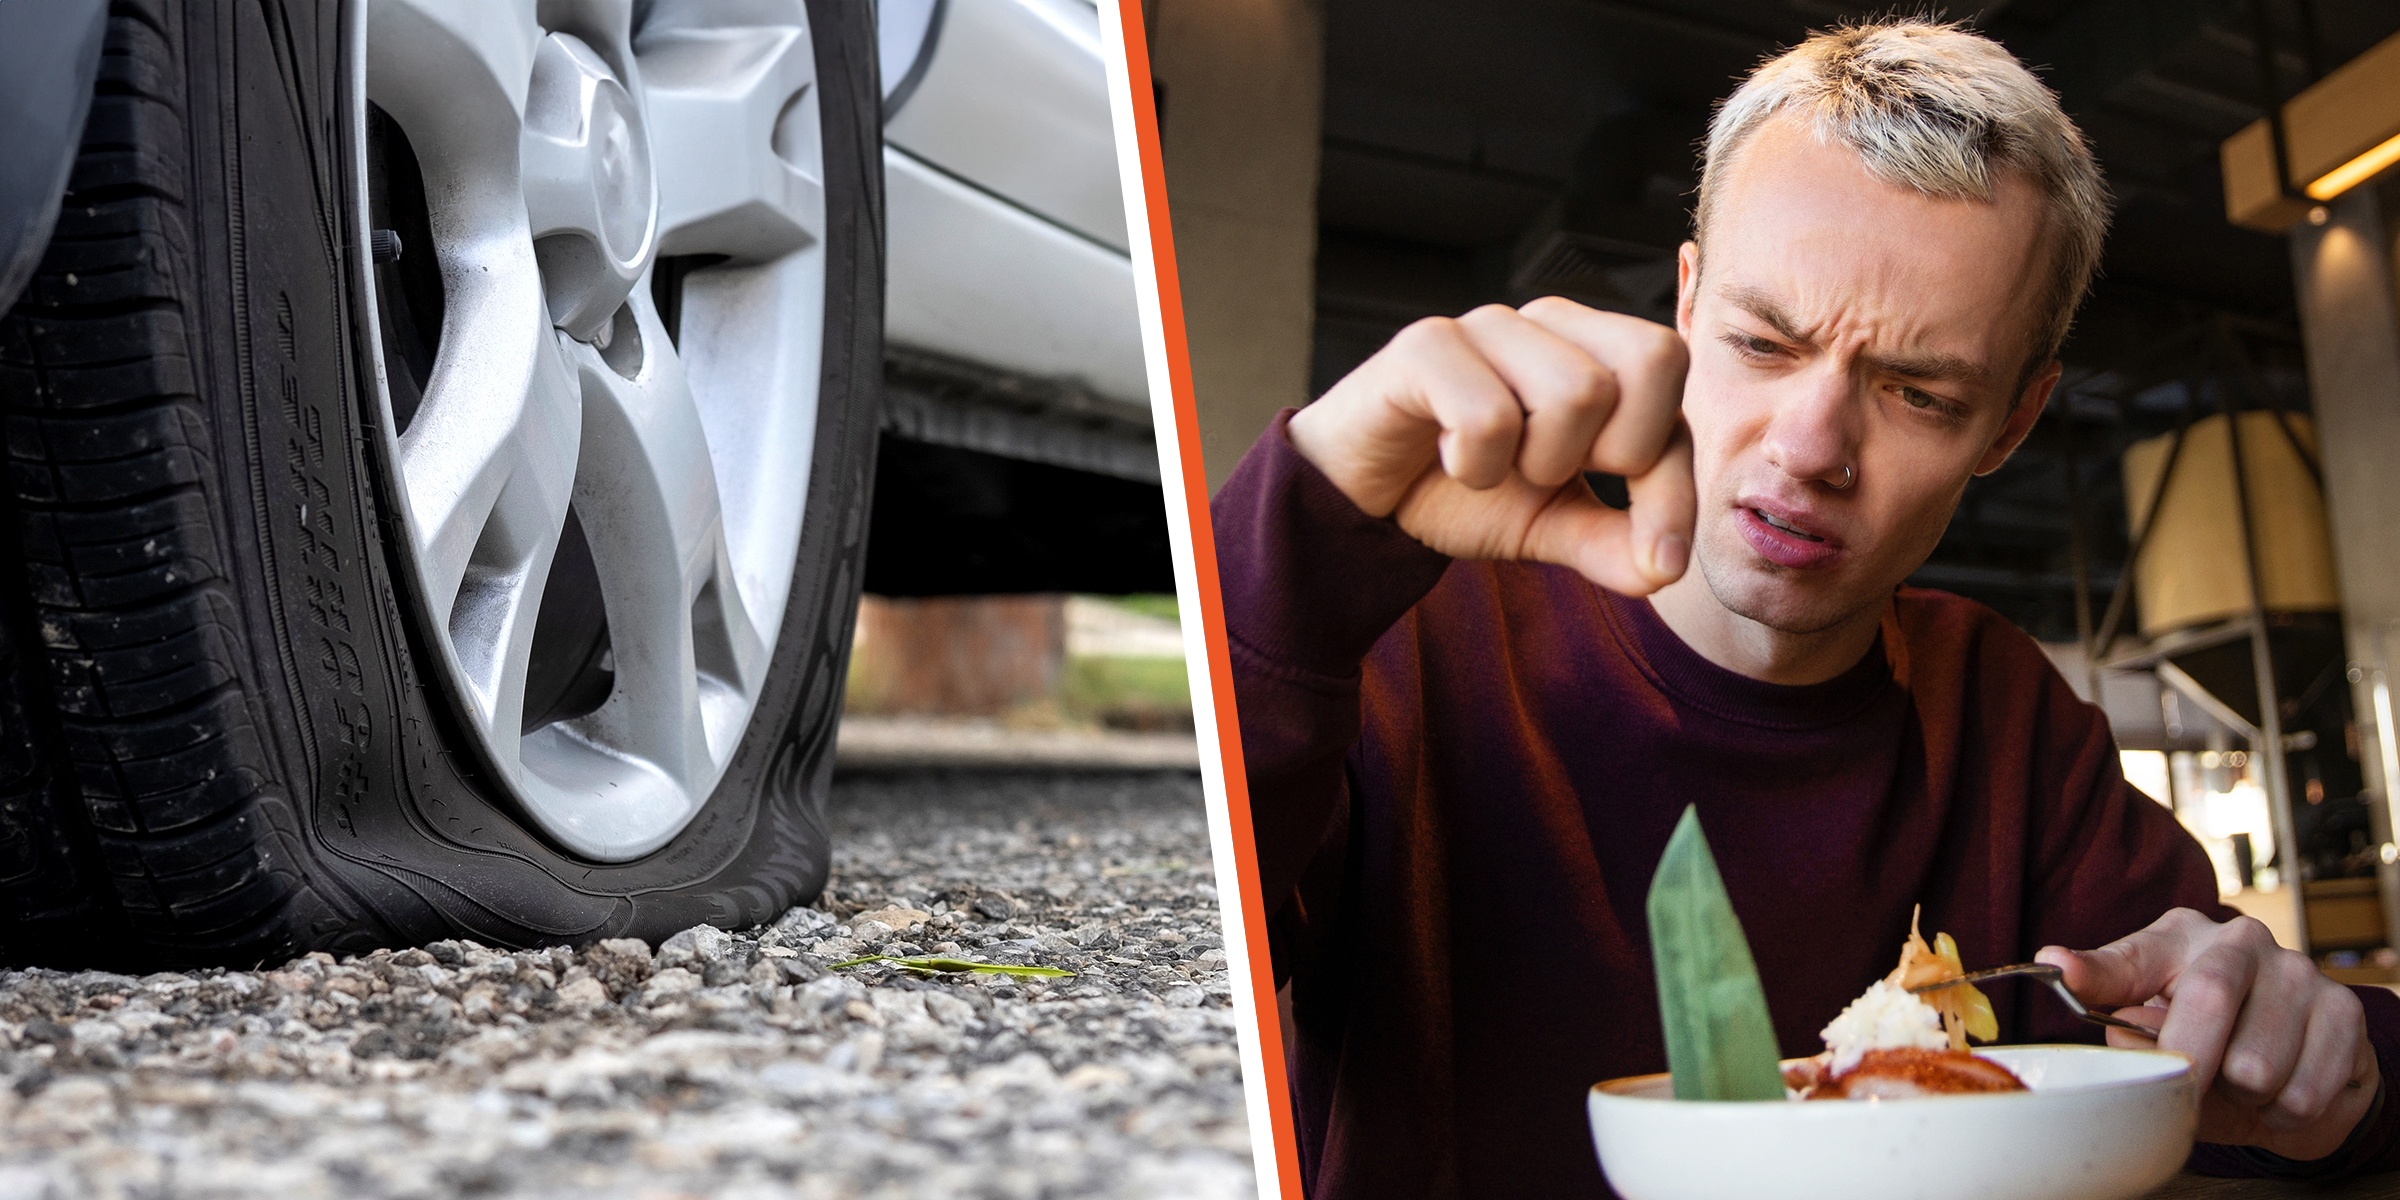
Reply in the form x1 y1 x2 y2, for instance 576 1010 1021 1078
370 228 404 264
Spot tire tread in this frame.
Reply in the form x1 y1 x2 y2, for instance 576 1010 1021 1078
0 0 327 965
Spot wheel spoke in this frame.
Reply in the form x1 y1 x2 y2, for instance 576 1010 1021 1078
397 286 581 610
395 315 579 757
672 254 823 641
366 0 539 183
694 531 770 692
639 16 823 261
557 292 755 790
444 441 572 760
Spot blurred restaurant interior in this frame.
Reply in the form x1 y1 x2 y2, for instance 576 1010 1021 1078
1153 0 2400 977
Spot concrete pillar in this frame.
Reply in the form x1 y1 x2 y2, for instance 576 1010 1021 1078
2291 182 2400 951
1149 0 1324 491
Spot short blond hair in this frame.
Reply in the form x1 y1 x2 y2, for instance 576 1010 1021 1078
1696 20 2110 370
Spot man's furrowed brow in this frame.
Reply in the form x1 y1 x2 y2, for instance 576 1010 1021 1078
1719 282 1995 387
1864 347 1992 386
1716 284 1807 343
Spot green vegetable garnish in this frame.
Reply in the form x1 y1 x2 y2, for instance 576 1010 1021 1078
1646 804 1785 1101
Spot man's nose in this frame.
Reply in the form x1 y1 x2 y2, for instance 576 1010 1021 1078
1761 368 1860 489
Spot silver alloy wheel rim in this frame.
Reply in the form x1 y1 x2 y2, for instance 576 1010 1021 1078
349 0 827 862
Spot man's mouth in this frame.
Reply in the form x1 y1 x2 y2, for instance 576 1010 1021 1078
1754 508 1823 543
1735 501 1843 570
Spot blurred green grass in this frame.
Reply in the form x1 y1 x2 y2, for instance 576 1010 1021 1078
1065 652 1191 731
1068 594 1190 730
1110 594 1180 623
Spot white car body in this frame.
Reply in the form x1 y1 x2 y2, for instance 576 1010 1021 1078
877 0 1147 409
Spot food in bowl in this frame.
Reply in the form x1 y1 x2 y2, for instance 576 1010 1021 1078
1784 910 2029 1100
1589 1046 2199 1200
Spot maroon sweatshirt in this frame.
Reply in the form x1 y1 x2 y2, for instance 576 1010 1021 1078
1215 412 2400 1198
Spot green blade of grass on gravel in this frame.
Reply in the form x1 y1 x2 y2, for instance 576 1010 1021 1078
832 955 1074 978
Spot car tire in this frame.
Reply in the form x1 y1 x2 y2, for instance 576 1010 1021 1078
0 0 881 968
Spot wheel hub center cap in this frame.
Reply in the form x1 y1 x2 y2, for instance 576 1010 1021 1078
593 101 646 256
523 31 656 341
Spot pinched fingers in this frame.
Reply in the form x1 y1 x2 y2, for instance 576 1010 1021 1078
1300 300 1692 583
1455 305 1617 489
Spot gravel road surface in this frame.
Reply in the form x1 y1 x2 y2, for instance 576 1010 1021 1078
0 770 1250 1199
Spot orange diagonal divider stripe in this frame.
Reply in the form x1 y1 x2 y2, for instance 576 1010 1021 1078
1096 5 1303 1198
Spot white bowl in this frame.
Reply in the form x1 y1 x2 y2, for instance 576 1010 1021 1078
1588 1046 2197 1200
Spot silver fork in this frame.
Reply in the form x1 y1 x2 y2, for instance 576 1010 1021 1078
1908 962 2161 1040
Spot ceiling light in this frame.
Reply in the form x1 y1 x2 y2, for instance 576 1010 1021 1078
2306 129 2400 201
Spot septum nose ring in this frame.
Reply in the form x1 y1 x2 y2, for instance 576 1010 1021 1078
1829 465 1855 490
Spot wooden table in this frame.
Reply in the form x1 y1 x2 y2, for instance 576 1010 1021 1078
2144 1172 2400 1197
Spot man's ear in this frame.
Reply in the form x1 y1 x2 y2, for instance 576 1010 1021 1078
1973 360 2060 476
1675 242 1699 338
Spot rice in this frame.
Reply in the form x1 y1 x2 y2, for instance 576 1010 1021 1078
1820 979 1948 1074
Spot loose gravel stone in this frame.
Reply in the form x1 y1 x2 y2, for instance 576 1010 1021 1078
0 770 1249 1198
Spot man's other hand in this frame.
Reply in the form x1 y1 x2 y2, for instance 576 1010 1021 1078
2040 909 2379 1162
1286 298 1696 596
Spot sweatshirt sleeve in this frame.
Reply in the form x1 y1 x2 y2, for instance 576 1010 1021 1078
1210 411 1451 928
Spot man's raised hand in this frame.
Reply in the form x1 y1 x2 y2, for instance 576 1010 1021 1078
2039 909 2379 1162
1286 298 1696 596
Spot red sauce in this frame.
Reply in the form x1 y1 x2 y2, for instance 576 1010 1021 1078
1783 1047 2028 1100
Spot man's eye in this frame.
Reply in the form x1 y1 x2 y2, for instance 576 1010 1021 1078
1896 386 1962 420
1723 332 1779 359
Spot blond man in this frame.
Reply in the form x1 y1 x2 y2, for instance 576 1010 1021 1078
1217 20 2394 1197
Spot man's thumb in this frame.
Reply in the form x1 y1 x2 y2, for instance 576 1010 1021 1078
2035 945 2092 990
2037 941 2158 1008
